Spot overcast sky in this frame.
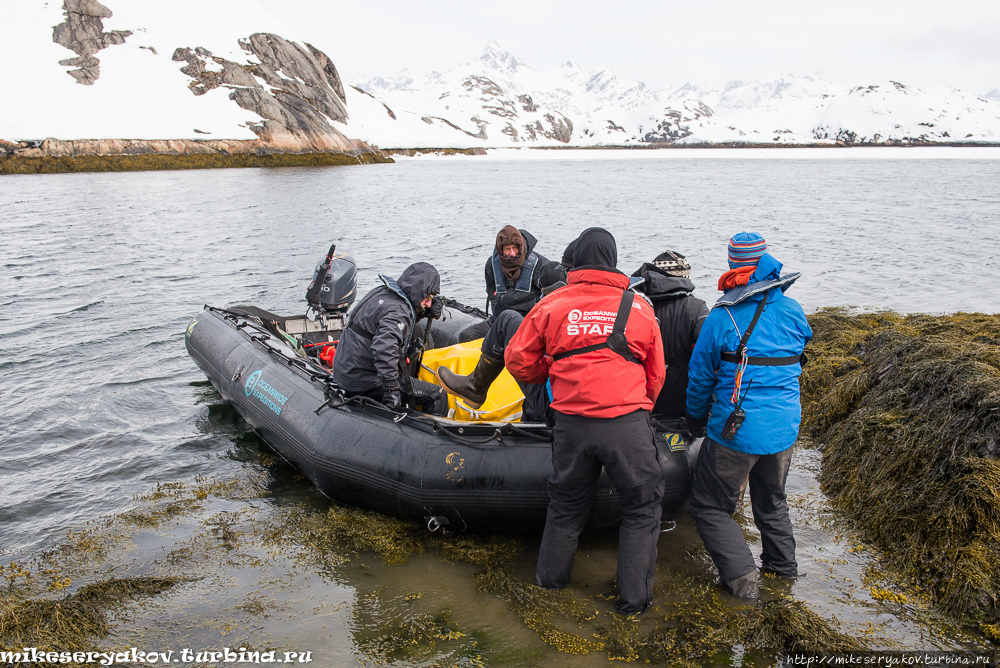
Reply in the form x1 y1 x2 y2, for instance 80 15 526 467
259 0 1000 95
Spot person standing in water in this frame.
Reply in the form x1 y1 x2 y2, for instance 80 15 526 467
505 228 666 615
686 232 812 599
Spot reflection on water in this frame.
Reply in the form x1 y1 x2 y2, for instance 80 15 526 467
2 157 998 662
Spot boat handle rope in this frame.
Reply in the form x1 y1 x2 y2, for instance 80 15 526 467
215 310 550 444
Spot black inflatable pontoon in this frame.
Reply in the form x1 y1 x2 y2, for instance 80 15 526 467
185 247 700 532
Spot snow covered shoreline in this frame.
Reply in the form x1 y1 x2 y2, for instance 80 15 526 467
387 145 1000 161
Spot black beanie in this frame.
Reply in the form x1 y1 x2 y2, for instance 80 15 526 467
571 227 617 270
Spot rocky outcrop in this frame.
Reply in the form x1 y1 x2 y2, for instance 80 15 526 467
0 137 382 159
171 33 356 153
52 0 131 85
640 101 714 143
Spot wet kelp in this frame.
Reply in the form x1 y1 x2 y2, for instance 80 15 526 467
802 309 1000 618
267 503 867 663
0 576 181 655
0 151 391 176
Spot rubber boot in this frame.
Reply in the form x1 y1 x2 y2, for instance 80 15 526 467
724 568 761 600
435 355 505 409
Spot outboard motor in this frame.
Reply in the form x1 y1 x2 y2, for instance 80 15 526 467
306 244 358 315
284 244 358 351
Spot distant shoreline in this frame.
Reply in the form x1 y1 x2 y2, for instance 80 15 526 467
385 142 1000 156
4 141 1000 175
0 151 393 176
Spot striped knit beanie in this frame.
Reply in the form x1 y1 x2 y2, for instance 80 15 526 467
728 232 767 268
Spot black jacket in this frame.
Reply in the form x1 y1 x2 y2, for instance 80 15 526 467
484 229 549 318
333 263 440 393
633 263 709 419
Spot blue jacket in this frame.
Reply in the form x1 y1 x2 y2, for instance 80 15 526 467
686 254 813 454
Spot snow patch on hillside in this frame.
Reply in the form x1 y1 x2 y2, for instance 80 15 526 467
6 0 298 140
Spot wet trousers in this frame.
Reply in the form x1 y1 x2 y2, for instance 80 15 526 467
689 438 797 590
536 410 664 613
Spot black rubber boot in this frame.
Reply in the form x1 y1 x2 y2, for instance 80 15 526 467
435 355 505 409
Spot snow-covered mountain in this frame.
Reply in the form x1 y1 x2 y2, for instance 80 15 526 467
349 42 1000 148
6 7 1000 154
4 0 367 156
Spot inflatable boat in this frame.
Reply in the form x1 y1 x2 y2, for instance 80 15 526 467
184 248 701 532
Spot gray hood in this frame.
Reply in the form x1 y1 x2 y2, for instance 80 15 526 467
397 262 440 307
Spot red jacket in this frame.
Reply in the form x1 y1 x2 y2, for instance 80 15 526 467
505 268 666 418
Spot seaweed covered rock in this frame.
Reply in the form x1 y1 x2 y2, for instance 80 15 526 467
802 309 1000 617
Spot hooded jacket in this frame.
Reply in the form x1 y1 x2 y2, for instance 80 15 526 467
484 229 549 318
686 254 812 454
633 263 709 419
506 232 666 418
333 263 440 393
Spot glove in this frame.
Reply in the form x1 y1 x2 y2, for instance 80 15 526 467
428 295 444 320
685 412 708 438
383 388 404 410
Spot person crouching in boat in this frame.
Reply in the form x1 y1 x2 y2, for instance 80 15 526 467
458 225 549 343
436 259 568 424
631 250 709 421
333 262 449 415
685 232 812 600
507 227 666 616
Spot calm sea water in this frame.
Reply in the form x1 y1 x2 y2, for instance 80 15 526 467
2 152 998 663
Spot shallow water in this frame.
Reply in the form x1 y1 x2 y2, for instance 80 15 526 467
2 154 999 663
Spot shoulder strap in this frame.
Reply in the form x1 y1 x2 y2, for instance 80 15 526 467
552 290 641 365
720 294 804 366
734 295 768 358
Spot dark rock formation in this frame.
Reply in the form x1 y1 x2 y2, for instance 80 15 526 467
543 113 573 143
52 0 131 85
641 101 713 143
517 95 538 113
171 33 356 153
521 112 573 143
463 76 504 98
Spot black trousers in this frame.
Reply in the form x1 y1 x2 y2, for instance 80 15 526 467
536 409 664 613
689 438 797 587
458 316 493 343
476 310 550 424
345 378 448 416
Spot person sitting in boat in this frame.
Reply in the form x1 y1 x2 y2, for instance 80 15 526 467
333 262 449 415
685 232 812 600
436 259 568 424
508 227 667 616
632 250 709 421
458 225 549 343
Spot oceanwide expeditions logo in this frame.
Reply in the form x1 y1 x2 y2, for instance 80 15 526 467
566 308 617 336
244 370 288 416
